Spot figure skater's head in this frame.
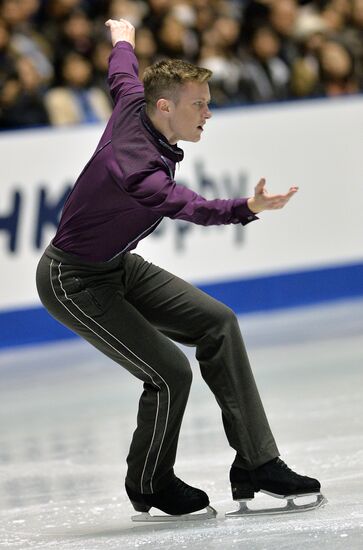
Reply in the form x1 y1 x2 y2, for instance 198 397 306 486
143 59 212 144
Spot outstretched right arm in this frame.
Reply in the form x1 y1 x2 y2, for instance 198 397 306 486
105 19 143 104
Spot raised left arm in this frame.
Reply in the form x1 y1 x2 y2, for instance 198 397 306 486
105 19 143 104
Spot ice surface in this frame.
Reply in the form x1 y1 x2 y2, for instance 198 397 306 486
0 299 362 549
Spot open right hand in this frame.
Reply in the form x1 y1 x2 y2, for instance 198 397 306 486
247 178 299 214
105 18 135 48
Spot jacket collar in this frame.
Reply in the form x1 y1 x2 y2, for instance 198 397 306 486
140 105 184 164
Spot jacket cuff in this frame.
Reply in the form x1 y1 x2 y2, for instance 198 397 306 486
232 198 259 225
114 40 134 51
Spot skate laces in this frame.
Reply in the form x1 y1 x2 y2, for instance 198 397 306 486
274 458 301 478
275 458 290 470
173 477 198 498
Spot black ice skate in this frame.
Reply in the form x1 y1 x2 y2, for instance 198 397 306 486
126 476 216 522
226 458 327 517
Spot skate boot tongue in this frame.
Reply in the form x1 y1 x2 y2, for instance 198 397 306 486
261 457 291 472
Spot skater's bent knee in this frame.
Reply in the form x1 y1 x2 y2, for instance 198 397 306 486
213 304 237 327
177 357 193 387
167 352 193 388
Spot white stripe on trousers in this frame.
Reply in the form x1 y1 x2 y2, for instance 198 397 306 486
49 259 171 494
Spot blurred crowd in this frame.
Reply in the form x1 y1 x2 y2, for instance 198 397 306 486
0 0 362 129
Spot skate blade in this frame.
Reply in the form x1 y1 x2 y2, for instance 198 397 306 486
225 493 327 517
131 505 217 522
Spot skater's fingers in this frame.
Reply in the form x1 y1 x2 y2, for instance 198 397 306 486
255 178 266 194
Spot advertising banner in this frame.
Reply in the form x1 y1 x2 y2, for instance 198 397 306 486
1 97 363 346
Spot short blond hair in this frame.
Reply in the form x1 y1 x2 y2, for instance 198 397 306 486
143 59 212 113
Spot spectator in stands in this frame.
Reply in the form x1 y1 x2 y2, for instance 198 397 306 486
0 18 15 87
0 54 49 129
0 0 362 130
142 0 170 35
91 38 113 96
108 0 147 28
44 51 111 125
269 0 300 68
51 8 94 82
320 0 351 32
213 14 241 55
199 16 245 105
41 0 84 21
315 38 360 96
1 0 31 28
342 0 363 86
157 13 198 61
134 26 158 77
1 0 53 83
35 0 86 47
352 0 363 33
289 12 328 98
239 24 290 103
194 1 219 36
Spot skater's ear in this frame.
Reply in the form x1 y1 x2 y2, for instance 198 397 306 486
156 98 171 114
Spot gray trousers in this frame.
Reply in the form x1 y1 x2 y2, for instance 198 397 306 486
36 243 279 495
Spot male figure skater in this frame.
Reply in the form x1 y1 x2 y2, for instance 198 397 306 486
36 19 323 519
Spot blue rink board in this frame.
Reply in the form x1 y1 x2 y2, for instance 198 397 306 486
1 260 363 349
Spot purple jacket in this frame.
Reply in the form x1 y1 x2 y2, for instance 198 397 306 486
53 42 257 262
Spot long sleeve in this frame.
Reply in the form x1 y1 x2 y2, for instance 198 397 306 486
127 170 258 226
108 41 144 104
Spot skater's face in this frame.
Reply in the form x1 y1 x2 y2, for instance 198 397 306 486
158 81 212 144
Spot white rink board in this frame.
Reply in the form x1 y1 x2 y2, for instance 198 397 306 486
0 96 363 311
